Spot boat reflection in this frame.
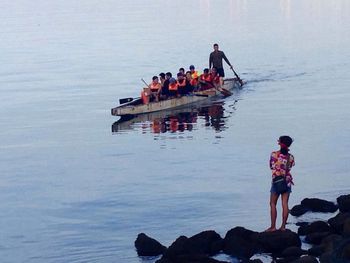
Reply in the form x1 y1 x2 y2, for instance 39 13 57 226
112 101 237 134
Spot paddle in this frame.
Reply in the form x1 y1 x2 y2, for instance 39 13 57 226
230 67 244 86
119 97 140 104
200 79 232 96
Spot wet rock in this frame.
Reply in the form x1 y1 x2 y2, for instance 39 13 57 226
223 226 258 259
328 212 350 234
290 205 309 217
295 222 309 227
162 230 223 260
300 198 338 213
291 255 318 263
135 233 167 256
156 254 229 263
254 230 301 255
343 218 350 237
281 246 307 258
308 245 325 257
337 194 350 213
321 234 343 253
297 221 331 236
305 232 331 245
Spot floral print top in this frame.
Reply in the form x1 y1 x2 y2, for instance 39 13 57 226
270 151 295 186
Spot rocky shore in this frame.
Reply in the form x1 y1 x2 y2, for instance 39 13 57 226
135 194 350 263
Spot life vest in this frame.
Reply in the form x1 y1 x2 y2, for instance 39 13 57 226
190 78 198 87
200 74 212 83
169 82 178 91
191 71 199 79
150 82 161 92
211 73 220 84
177 79 186 88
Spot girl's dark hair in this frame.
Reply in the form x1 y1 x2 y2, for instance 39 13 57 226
279 135 293 154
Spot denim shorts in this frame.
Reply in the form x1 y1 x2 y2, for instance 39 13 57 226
270 183 292 194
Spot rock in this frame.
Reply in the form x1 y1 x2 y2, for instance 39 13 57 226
321 234 343 253
223 226 259 259
291 255 318 263
328 212 350 234
254 230 301 255
308 245 325 257
298 221 331 235
305 232 331 245
281 246 307 257
319 252 331 263
295 222 309 227
156 254 229 263
300 198 338 213
290 205 309 217
343 218 350 237
162 230 223 260
135 233 167 256
337 194 350 213
340 241 350 260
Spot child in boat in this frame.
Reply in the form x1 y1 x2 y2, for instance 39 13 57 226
141 76 161 104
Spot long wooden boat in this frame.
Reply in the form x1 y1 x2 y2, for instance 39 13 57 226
111 78 240 117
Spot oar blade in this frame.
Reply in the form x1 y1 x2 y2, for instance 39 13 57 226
119 97 133 104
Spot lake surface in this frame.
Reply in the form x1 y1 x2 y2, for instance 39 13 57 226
1 0 350 262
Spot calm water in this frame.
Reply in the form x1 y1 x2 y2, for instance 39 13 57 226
1 1 350 262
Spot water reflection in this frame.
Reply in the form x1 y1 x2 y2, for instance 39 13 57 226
111 101 237 134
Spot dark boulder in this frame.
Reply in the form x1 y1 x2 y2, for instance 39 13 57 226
308 245 325 257
328 212 350 234
156 254 229 263
281 246 307 258
291 255 318 263
290 205 309 217
254 230 301 255
343 218 350 237
223 227 258 259
305 232 331 245
321 234 343 253
300 198 338 213
135 233 167 256
297 221 331 235
337 194 350 213
162 231 223 260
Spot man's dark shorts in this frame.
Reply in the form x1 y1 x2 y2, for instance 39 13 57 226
217 67 225 77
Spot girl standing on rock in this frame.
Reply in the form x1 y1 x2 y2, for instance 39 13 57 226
266 135 295 232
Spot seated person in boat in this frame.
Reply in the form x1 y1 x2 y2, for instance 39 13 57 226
177 73 190 96
140 76 161 104
210 67 223 87
178 67 185 76
189 65 200 79
168 77 179 97
199 68 213 91
159 72 172 100
159 72 166 87
186 70 197 92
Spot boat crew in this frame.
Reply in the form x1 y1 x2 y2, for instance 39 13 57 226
168 77 179 97
178 67 185 76
209 43 233 77
185 71 196 92
199 68 213 91
141 76 161 104
159 72 172 100
177 73 189 96
210 67 223 87
189 65 200 79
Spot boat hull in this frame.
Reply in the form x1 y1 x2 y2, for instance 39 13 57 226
111 78 239 116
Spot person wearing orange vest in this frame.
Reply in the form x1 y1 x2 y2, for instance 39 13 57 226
185 71 196 92
168 77 179 97
177 73 189 96
141 76 161 104
210 67 223 87
189 65 200 79
199 68 213 91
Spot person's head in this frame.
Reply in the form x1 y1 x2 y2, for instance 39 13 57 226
177 72 184 80
278 136 293 153
169 77 176 84
152 76 159 84
165 72 172 79
203 68 209 75
179 68 185 75
189 65 195 73
159 72 165 80
213 43 219 51
211 67 217 75
185 71 192 80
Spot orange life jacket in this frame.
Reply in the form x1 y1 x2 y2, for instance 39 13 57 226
190 78 198 87
191 71 199 79
200 74 212 83
177 79 186 88
211 73 220 84
150 82 161 92
169 82 178 91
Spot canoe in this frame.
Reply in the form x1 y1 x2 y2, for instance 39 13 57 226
111 78 240 117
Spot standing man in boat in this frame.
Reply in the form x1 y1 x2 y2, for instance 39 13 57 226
209 43 233 77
